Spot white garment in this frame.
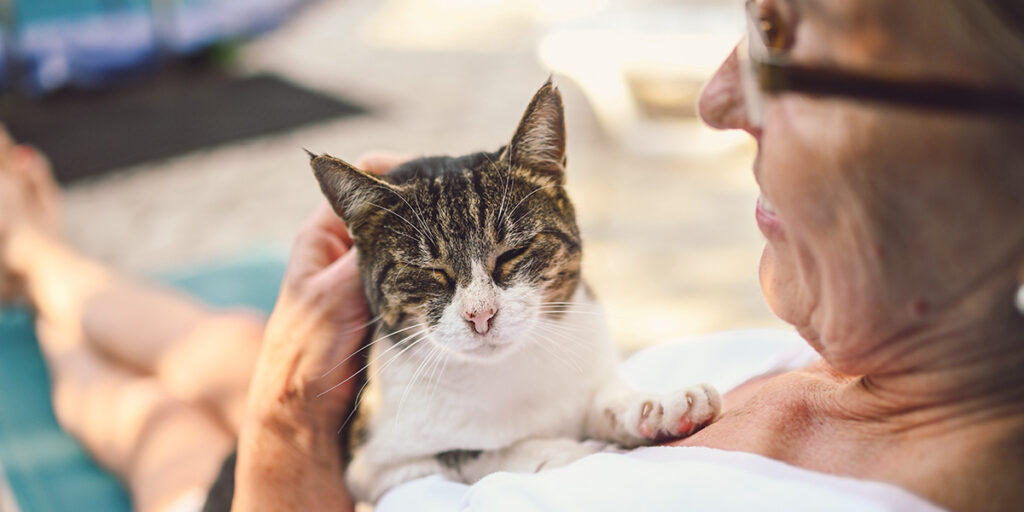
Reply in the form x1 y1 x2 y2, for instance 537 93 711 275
376 329 946 512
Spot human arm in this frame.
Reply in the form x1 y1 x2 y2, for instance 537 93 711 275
231 153 411 511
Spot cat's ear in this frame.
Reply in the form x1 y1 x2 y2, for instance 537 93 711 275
507 80 567 183
309 152 395 223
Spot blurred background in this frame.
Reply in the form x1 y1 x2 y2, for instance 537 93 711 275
1 0 785 353
1 0 790 509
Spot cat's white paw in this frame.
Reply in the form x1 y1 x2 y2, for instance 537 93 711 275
620 384 721 443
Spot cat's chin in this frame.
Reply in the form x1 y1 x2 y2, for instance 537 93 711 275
448 337 523 362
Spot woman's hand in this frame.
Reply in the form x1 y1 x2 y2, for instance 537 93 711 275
233 152 410 512
252 202 369 428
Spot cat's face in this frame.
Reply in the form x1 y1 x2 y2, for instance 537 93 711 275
312 83 581 359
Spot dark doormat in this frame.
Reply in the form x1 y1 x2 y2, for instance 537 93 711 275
0 69 367 183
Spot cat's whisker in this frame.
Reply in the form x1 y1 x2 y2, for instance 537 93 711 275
536 310 613 321
532 321 586 348
338 375 373 436
410 340 448 415
367 202 434 245
538 302 611 312
505 208 541 236
336 331 433 434
337 313 384 336
532 320 582 338
374 185 438 250
317 327 430 398
531 331 586 375
421 337 446 387
319 321 428 379
417 351 444 413
396 343 443 427
531 322 591 357
410 195 438 251
532 321 589 350
371 330 432 381
426 346 450 407
496 141 514 225
480 149 503 221
502 184 562 228
536 308 608 315
537 305 601 311
481 149 509 235
537 341 588 377
531 318 584 344
532 303 589 311
384 225 423 246
529 331 570 364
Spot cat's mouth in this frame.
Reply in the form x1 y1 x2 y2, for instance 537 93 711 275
452 330 522 360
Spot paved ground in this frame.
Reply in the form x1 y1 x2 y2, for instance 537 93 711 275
58 0 788 352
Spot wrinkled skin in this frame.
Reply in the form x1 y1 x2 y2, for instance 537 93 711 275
689 1 1024 510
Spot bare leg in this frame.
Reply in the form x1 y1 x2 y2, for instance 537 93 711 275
2 165 264 433
38 320 233 512
0 132 265 509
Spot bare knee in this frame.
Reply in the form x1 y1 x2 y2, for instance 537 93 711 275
52 373 186 476
43 335 233 511
155 310 265 412
58 377 233 512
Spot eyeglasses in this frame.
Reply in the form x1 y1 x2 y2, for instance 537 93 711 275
738 0 1024 127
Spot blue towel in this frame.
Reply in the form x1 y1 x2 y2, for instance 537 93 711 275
0 255 285 512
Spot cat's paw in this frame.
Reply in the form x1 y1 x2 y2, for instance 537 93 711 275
624 384 721 443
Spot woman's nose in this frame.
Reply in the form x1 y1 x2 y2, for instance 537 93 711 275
698 46 756 133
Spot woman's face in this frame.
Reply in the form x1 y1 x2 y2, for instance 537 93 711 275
700 0 1022 374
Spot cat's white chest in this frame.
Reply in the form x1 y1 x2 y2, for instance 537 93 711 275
359 290 616 463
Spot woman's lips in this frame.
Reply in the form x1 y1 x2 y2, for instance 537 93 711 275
755 194 783 237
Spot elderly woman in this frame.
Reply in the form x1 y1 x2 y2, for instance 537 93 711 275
1 0 1022 511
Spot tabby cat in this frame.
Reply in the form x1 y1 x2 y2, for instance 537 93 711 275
310 81 721 504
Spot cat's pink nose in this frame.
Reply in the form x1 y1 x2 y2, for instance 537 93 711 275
463 307 496 335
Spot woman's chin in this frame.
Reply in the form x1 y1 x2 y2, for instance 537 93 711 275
759 246 830 362
758 244 803 329
758 245 783 316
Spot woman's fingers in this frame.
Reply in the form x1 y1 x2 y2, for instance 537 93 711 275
307 202 351 244
290 150 416 280
355 151 414 175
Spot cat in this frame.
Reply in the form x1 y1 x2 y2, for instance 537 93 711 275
309 81 722 504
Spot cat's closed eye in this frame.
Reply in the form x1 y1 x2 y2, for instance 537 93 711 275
392 264 454 294
492 241 534 283
426 267 454 289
